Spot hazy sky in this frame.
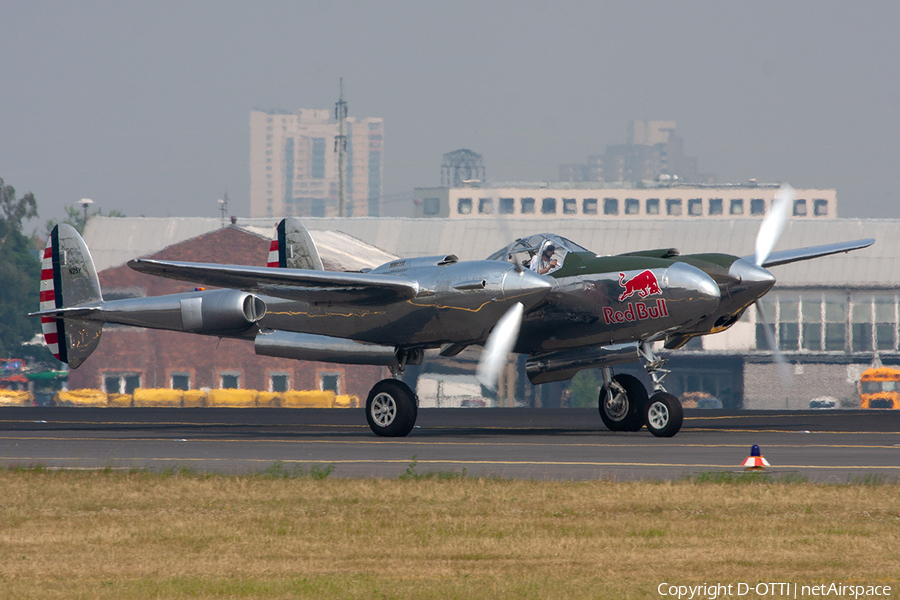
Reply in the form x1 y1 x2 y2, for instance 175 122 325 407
3 1 899 225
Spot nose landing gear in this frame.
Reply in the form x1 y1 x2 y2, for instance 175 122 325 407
598 342 685 437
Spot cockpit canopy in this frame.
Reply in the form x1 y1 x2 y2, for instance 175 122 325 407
486 234 591 275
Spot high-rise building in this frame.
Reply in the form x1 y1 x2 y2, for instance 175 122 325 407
559 120 715 185
250 109 383 218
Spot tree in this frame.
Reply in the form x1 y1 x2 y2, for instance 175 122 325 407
46 204 126 236
1 178 37 230
567 369 601 408
0 178 45 360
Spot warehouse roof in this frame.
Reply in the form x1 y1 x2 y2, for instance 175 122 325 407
84 216 893 287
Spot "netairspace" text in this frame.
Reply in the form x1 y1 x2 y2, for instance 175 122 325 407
657 582 893 599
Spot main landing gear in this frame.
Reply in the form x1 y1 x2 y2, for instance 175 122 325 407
598 342 684 437
365 348 421 437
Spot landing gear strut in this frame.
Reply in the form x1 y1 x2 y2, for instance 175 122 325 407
638 341 683 438
598 342 684 437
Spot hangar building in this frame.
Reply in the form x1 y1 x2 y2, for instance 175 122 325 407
81 215 894 410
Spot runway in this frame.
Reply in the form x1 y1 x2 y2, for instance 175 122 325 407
1 407 898 482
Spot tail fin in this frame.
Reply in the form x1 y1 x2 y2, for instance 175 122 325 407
39 224 103 368
267 217 324 270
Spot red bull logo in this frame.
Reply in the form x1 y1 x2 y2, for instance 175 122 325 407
617 270 662 302
603 299 669 325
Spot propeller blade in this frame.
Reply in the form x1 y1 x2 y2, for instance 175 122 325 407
755 299 793 387
754 184 794 267
476 302 524 391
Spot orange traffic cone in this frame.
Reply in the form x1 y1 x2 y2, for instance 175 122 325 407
741 445 771 470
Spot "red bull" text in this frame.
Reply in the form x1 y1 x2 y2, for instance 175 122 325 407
603 299 669 325
618 270 662 302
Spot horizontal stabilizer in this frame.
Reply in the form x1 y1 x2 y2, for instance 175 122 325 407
128 259 419 304
745 238 875 268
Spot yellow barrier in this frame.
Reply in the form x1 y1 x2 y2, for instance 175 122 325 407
256 391 282 408
207 389 258 408
334 394 359 409
47 388 358 408
282 390 334 408
182 390 206 408
0 390 34 406
107 393 133 408
133 389 183 408
56 389 109 407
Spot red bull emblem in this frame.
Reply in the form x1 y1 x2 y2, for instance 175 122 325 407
617 270 662 302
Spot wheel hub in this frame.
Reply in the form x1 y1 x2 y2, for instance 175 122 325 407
371 392 397 427
604 385 628 421
647 401 669 429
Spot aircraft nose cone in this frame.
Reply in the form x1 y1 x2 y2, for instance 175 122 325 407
501 267 553 306
728 258 777 297
728 258 775 299
665 261 720 313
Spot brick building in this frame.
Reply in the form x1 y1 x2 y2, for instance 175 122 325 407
67 225 389 398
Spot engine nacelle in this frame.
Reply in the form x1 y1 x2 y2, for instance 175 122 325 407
180 289 267 332
525 341 641 385
99 288 266 334
255 330 400 368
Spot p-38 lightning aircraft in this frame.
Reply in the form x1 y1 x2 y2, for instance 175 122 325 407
32 185 872 438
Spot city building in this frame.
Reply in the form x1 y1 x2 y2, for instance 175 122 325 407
249 109 383 219
412 182 837 220
559 120 715 184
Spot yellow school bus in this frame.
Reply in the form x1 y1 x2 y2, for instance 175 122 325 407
858 367 900 409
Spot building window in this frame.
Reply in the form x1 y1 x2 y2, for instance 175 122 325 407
874 295 896 350
708 198 723 215
319 372 341 394
541 197 557 214
730 199 744 215
171 373 190 391
103 373 142 394
688 198 703 216
423 197 441 215
813 199 829 216
562 198 577 215
646 199 660 215
583 198 598 214
666 198 682 216
603 198 618 215
793 199 807 216
750 198 766 215
499 198 515 214
220 372 241 389
624 198 639 215
478 198 493 214
457 197 472 214
520 197 535 214
269 373 290 393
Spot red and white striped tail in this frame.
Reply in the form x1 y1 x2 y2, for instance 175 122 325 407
39 243 60 360
267 239 279 268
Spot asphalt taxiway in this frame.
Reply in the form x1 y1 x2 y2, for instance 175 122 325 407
0 408 898 481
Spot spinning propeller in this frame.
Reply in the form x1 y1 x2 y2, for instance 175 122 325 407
752 184 795 386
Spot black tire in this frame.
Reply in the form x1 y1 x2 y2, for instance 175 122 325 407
645 392 684 438
365 379 418 437
598 373 648 432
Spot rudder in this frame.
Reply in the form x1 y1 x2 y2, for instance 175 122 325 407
39 224 103 367
267 217 324 270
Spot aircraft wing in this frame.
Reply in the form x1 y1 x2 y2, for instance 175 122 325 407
745 239 875 268
128 259 419 304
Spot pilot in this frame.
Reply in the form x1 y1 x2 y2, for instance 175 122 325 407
530 244 558 275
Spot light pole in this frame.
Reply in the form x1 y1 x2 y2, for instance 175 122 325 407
78 198 94 231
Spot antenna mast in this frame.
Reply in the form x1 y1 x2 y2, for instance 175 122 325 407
334 78 348 217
